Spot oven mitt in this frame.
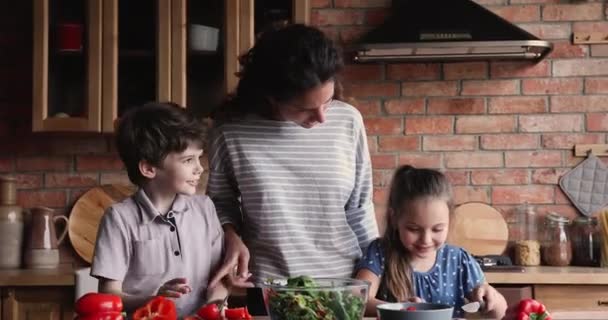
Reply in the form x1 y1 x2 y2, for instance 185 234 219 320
559 153 608 217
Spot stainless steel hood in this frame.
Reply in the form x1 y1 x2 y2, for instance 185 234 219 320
353 0 553 63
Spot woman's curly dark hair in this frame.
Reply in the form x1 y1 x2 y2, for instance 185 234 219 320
213 24 344 122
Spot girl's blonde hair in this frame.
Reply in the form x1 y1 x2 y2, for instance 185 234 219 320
380 165 453 301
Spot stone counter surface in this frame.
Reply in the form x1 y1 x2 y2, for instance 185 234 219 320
485 266 608 284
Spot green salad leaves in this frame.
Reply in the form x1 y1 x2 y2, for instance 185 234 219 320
266 276 365 320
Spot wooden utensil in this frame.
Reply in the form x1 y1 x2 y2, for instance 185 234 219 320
446 202 509 256
68 184 134 263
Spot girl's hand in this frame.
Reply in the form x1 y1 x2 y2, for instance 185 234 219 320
406 296 424 303
208 228 253 289
157 278 192 298
471 283 507 319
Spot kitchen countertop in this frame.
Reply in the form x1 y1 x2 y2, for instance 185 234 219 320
255 312 608 320
0 265 74 286
485 266 608 284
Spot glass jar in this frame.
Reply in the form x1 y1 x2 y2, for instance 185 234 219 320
541 213 572 266
510 204 541 266
571 217 601 267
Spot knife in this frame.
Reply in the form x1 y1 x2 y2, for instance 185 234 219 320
462 300 486 313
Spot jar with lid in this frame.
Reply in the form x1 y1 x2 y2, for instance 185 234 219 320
571 216 601 267
541 212 572 266
0 175 24 269
510 204 541 266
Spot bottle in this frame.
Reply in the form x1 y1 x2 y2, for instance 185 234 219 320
0 176 24 269
542 212 572 267
571 216 600 267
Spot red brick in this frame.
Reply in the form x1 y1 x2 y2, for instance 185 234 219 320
551 96 608 112
471 169 529 185
445 152 503 168
505 151 562 167
365 8 389 26
453 186 490 205
76 155 124 171
488 97 547 114
405 117 453 135
456 115 516 134
372 170 392 187
68 187 91 204
373 188 389 207
17 190 67 208
564 153 585 167
341 64 384 82
586 77 608 94
461 80 519 95
378 136 420 152
318 27 339 41
443 62 488 80
427 98 485 115
334 0 391 8
519 23 571 40
481 134 539 150
398 153 442 169
475 0 507 4
14 174 43 189
364 117 402 135
47 137 109 155
387 64 441 81
444 170 469 186
311 0 332 8
367 136 377 153
338 26 371 44
548 41 587 59
588 113 608 131
371 154 397 170
542 3 603 21
520 114 583 133
45 173 98 188
591 45 608 57
532 168 570 184
402 81 458 97
0 157 13 172
16 156 71 171
555 188 572 204
385 98 425 115
423 136 477 151
553 59 608 77
311 9 366 26
492 185 554 204
352 99 381 116
343 82 400 98
490 60 550 78
573 22 608 34
490 5 540 22
100 173 132 186
542 133 604 149
522 78 582 95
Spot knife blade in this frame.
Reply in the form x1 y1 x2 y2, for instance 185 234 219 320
462 300 485 313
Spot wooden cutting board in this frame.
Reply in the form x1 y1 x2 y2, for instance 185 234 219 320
446 202 509 256
68 184 135 263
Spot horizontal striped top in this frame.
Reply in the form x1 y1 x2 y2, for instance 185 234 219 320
207 100 378 280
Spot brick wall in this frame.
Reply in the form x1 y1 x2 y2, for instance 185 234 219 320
1 1 607 235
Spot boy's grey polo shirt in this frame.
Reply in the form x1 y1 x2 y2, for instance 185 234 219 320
91 189 224 316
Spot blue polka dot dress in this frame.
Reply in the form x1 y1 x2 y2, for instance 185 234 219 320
354 239 485 317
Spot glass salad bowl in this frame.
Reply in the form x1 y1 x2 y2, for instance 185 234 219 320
261 276 369 320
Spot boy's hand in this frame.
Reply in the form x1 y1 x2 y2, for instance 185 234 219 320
157 278 192 298
209 228 253 288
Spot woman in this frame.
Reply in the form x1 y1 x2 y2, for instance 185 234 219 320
207 24 378 287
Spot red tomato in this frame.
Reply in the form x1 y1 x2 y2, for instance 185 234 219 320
132 296 177 320
76 312 124 320
196 303 221 320
405 306 417 311
75 293 123 316
183 316 201 320
224 307 252 320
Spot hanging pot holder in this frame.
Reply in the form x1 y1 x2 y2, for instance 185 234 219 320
559 153 608 217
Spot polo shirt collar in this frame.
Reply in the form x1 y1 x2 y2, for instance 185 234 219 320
134 188 189 224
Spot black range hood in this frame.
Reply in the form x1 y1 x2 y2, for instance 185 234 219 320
353 0 553 63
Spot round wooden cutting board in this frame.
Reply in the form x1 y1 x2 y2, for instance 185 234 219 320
446 202 509 256
68 184 135 263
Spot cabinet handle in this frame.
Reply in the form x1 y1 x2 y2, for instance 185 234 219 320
598 300 608 307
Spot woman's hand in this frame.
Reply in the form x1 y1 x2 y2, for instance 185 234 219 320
471 283 507 319
157 278 192 298
208 226 253 289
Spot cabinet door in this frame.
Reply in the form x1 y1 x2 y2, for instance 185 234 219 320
1 287 74 320
171 0 310 110
33 0 103 132
102 0 172 132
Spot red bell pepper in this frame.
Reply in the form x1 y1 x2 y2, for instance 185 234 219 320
224 307 252 320
75 293 124 320
517 299 551 320
196 303 221 320
132 296 178 320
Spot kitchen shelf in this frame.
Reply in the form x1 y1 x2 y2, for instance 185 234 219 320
574 144 608 157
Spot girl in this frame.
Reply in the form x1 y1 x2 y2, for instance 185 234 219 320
355 165 507 318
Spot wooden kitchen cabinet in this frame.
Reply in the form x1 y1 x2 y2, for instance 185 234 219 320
1 287 74 320
33 0 310 132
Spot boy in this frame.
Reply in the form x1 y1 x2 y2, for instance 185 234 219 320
91 102 227 317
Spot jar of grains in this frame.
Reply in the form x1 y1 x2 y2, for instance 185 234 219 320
542 212 572 267
512 204 541 266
